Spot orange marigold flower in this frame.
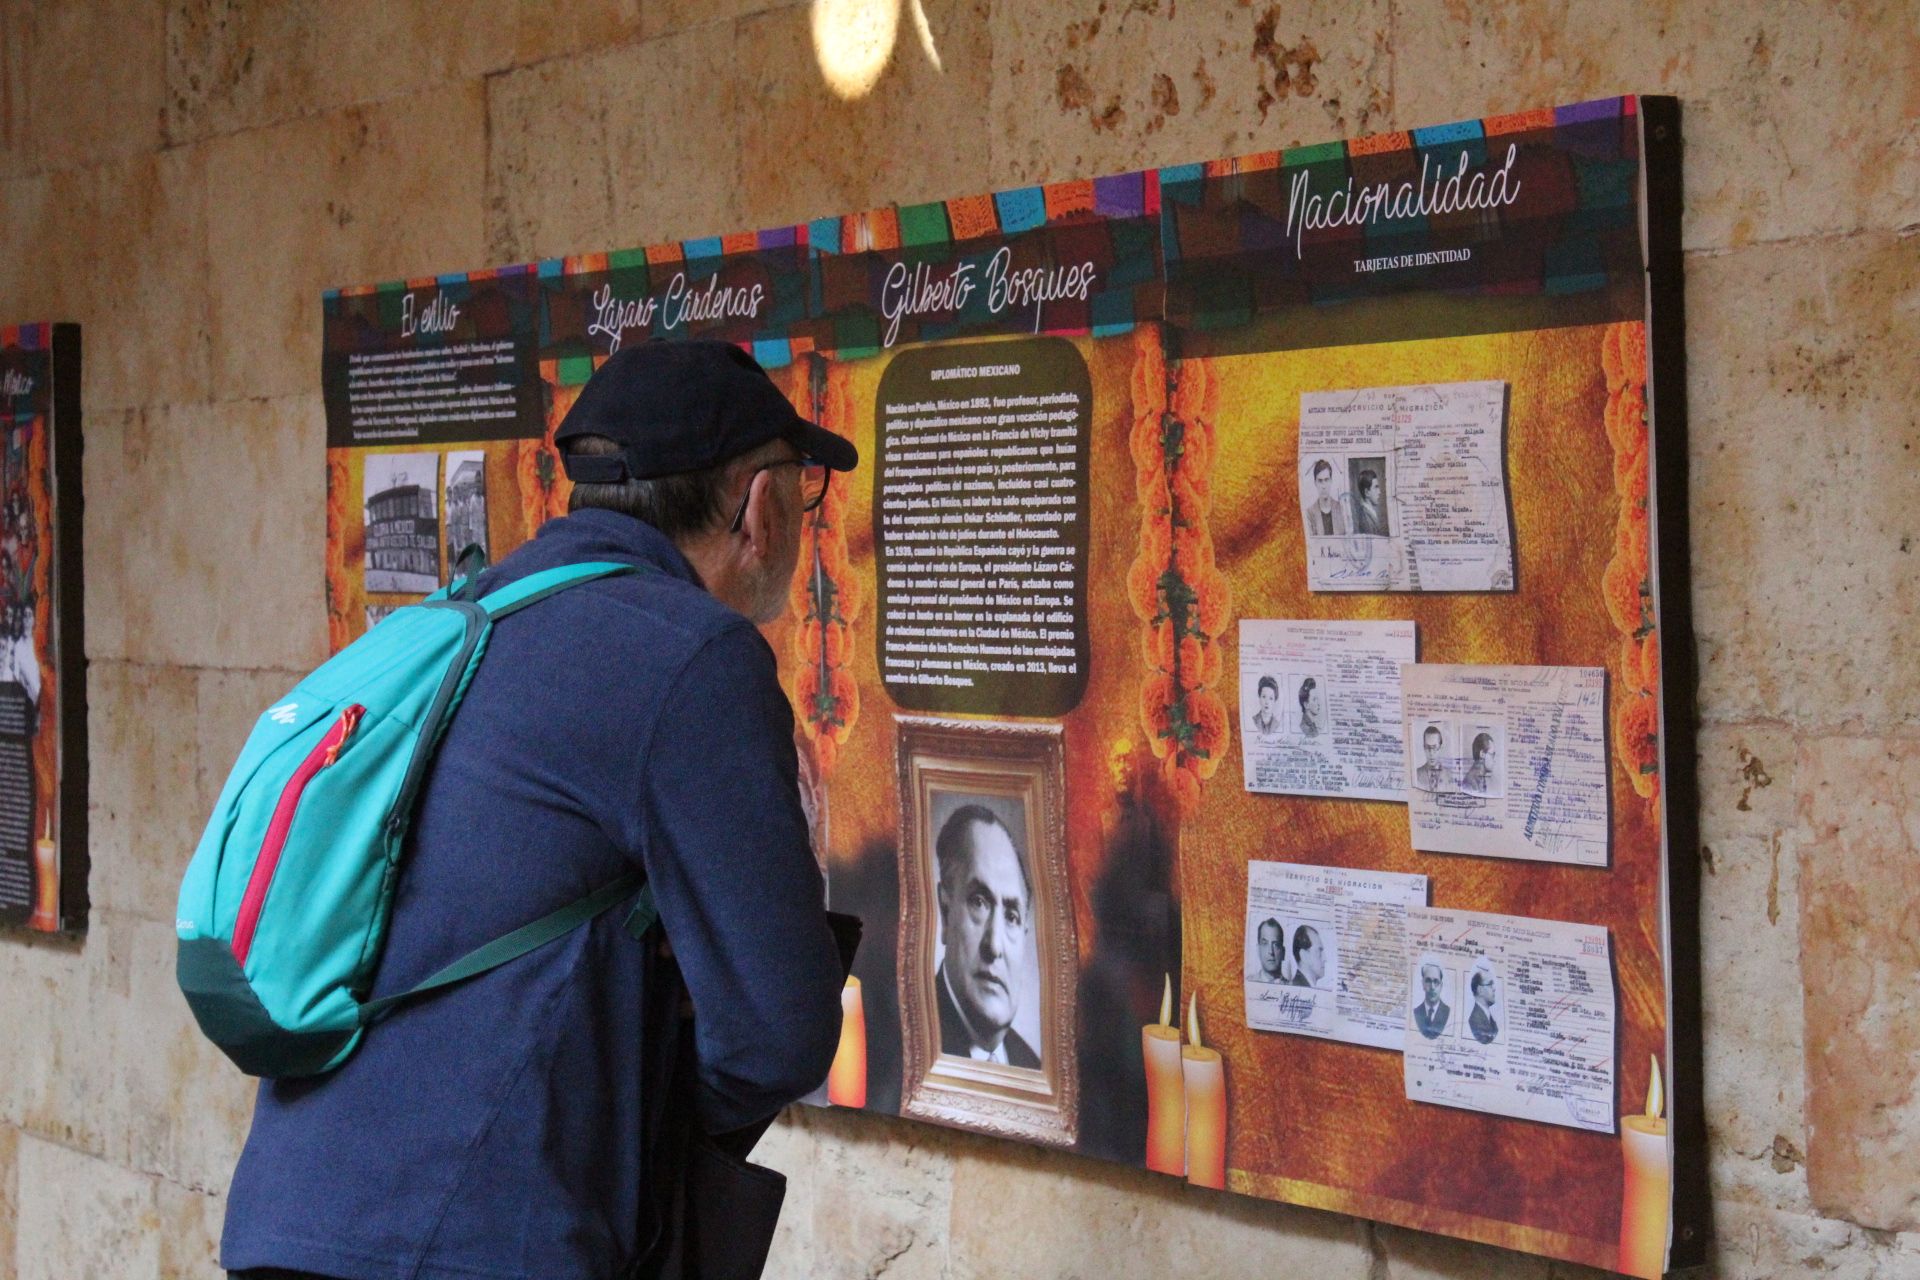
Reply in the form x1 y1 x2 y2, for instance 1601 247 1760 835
1616 447 1650 512
1139 507 1174 561
1171 470 1211 524
817 475 849 524
1130 409 1165 476
787 568 813 617
1143 511 1175 558
1188 690 1229 777
1171 359 1216 426
1602 323 1624 392
794 665 823 730
1613 694 1660 800
1614 434 1648 501
1147 627 1220 691
1162 754 1202 816
828 669 859 739
1140 673 1177 757
1127 552 1164 623
812 529 852 582
1136 464 1171 515
1602 553 1648 635
1177 635 1223 693
1619 635 1649 696
1617 321 1647 390
1171 517 1215 577
1170 409 1215 481
792 619 819 664
794 619 848 669
1132 325 1166 410
1639 627 1662 693
1615 506 1650 583
1193 566 1232 637
1143 620 1174 674
1606 384 1647 454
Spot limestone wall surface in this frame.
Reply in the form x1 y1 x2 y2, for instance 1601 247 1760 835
0 1 1914 1276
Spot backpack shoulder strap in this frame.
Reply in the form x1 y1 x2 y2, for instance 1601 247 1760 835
477 560 650 620
358 876 654 1025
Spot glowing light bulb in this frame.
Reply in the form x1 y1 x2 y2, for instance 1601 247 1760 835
811 0 899 101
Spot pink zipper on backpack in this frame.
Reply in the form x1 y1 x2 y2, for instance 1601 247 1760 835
232 704 365 967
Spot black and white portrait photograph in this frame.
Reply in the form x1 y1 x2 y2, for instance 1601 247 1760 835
1467 961 1504 1046
441 450 489 579
1295 674 1328 741
362 452 441 594
1247 911 1339 991
1410 956 1457 1041
1348 455 1390 537
1413 723 1451 794
1459 723 1505 799
1247 914 1288 985
1242 664 1333 746
929 790 1042 1069
1285 920 1334 991
1300 455 1351 538
1250 674 1284 738
896 716 1077 1147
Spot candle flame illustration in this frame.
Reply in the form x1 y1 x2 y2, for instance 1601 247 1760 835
1158 973 1172 1028
1645 1054 1664 1121
1187 992 1203 1050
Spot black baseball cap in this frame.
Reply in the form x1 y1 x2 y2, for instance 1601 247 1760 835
554 340 858 482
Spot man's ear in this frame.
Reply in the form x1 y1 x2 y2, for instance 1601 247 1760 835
736 467 776 562
935 878 950 922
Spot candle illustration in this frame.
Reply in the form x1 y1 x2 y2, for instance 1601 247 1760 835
826 975 867 1108
29 814 56 930
1618 1054 1670 1279
1142 973 1186 1174
1182 992 1227 1189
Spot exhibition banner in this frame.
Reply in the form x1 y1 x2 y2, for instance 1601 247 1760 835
322 97 1701 1275
0 323 86 934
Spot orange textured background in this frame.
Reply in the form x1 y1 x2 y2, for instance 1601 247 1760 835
774 323 1664 1272
322 323 1665 1271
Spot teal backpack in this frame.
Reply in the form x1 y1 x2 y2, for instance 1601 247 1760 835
176 560 656 1079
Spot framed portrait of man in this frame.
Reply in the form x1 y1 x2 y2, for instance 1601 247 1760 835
895 716 1077 1147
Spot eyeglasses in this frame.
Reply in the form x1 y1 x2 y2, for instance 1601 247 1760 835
728 458 829 533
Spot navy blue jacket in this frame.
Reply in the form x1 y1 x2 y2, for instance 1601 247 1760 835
222 509 845 1280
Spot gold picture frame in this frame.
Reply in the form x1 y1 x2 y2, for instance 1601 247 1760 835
895 715 1077 1147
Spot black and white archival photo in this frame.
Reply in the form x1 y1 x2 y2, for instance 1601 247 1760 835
363 452 441 594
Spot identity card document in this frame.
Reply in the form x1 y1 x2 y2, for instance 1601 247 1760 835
1402 664 1610 866
1297 380 1514 593
1243 860 1430 1051
1239 619 1418 802
1402 907 1617 1133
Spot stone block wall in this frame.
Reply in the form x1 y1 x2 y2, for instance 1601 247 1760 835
0 1 1914 1275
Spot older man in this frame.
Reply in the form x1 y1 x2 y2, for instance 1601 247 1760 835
1413 963 1451 1039
1289 924 1327 989
935 805 1040 1068
1469 971 1501 1044
222 341 857 1280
